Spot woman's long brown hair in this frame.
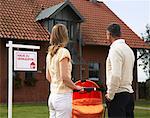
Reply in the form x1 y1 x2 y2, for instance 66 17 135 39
48 24 69 57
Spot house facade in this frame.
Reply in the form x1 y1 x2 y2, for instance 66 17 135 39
0 0 149 103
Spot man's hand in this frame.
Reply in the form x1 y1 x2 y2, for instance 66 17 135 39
105 93 111 102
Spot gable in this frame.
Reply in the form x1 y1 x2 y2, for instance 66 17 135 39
36 1 84 22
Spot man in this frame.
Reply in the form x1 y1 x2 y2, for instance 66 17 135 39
105 23 135 118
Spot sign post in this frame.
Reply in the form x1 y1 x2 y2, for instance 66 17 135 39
6 41 40 118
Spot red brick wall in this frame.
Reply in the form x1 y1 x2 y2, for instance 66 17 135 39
0 40 1 102
14 80 49 103
12 41 50 103
0 40 50 103
82 45 109 84
82 45 138 99
0 39 8 103
0 40 138 103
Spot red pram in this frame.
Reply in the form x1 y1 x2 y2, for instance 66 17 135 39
72 80 104 118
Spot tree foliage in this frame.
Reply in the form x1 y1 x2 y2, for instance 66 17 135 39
138 24 150 78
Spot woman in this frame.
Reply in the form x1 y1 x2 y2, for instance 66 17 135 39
46 24 81 118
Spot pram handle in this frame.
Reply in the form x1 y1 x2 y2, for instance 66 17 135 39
73 87 104 92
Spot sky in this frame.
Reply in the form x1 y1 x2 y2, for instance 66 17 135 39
99 0 150 82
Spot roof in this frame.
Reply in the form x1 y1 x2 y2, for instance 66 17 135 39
0 0 149 49
36 2 65 21
36 1 84 22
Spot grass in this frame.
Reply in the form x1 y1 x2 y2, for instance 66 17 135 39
0 100 150 118
134 99 150 118
104 109 150 118
135 99 150 107
134 109 150 118
0 103 48 118
103 100 150 118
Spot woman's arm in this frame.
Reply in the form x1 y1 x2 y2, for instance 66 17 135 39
60 58 81 90
46 54 51 83
46 69 51 83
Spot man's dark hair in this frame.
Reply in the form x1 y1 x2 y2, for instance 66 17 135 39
107 23 121 38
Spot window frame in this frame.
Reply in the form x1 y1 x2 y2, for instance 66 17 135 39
25 71 34 80
44 19 77 41
88 62 100 80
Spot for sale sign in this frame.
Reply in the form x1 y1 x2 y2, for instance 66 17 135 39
14 50 37 71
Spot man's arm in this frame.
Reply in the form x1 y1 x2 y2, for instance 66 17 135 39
107 49 123 100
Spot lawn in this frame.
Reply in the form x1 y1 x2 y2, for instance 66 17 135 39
134 109 150 118
0 103 48 118
135 99 150 107
0 100 150 118
134 99 150 118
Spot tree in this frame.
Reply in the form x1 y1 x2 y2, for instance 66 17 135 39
138 24 150 79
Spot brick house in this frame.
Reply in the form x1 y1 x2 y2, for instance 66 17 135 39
0 0 149 103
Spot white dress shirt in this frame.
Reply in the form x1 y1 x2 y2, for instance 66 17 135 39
106 39 135 100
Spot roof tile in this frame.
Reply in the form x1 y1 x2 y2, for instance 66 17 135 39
0 0 149 49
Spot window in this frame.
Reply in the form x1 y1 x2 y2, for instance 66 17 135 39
70 23 74 40
24 72 37 86
88 63 100 80
44 19 76 41
43 20 49 31
54 20 73 40
48 20 54 32
55 20 67 26
43 20 54 32
25 72 33 80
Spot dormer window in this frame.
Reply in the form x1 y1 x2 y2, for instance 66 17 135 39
36 1 84 79
36 1 84 41
43 19 77 41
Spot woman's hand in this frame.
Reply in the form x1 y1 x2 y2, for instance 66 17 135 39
75 85 83 91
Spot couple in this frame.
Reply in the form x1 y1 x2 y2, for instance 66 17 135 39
46 23 135 118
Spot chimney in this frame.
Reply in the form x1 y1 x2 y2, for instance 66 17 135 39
89 0 97 3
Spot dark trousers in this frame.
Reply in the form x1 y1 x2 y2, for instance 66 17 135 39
106 92 134 118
